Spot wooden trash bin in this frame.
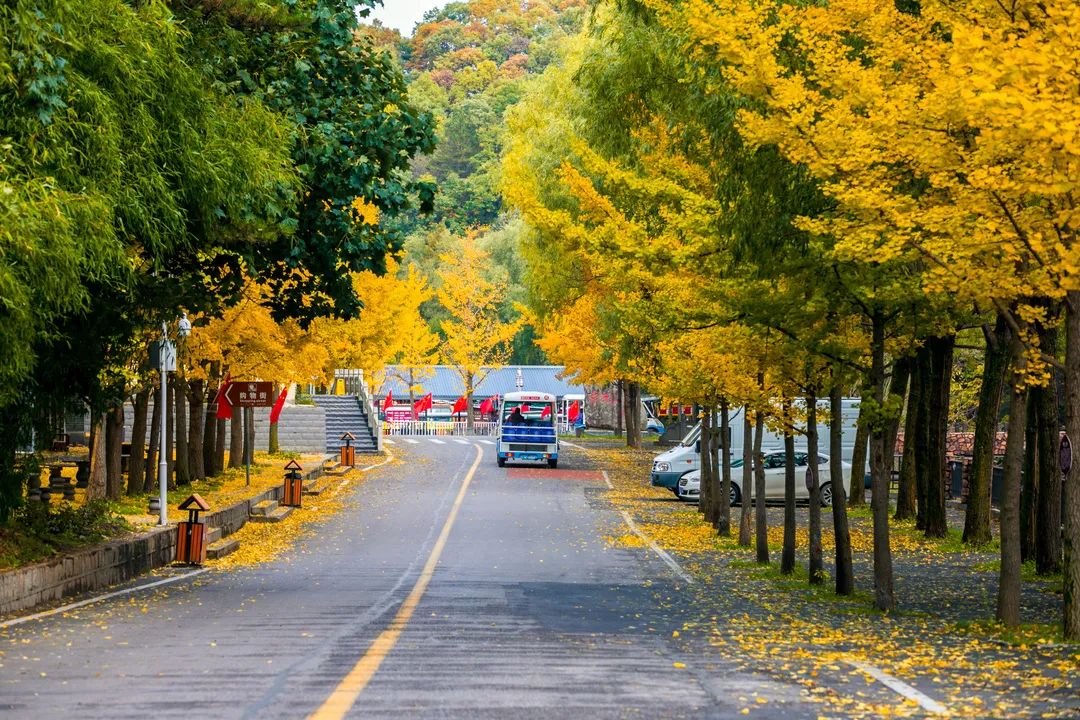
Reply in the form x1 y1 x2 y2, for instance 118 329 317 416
283 460 304 508
175 494 210 565
340 432 356 467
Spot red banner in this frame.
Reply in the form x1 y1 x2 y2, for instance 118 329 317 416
269 386 289 424
214 373 233 420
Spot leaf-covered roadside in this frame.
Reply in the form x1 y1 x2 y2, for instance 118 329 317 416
206 454 395 570
584 443 1079 719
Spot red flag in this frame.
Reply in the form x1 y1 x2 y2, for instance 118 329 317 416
413 393 432 417
214 373 233 420
452 396 468 415
383 389 393 411
479 396 494 415
540 405 552 420
269 385 289 424
567 400 580 423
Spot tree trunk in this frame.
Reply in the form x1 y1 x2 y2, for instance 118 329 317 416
754 403 769 564
924 336 954 538
174 377 189 486
718 399 731 537
105 405 124 500
1062 290 1080 640
145 387 161 494
87 413 107 501
738 412 753 547
1035 313 1062 575
895 369 919 521
700 409 713 520
830 381 854 595
215 414 226 475
781 399 797 575
964 316 1010 545
885 358 912 478
188 378 205 482
204 363 220 477
229 405 243 469
870 310 895 612
615 381 623 437
914 345 932 531
127 388 150 496
807 390 824 584
1021 393 1038 562
269 381 281 455
997 334 1030 628
848 388 871 507
626 383 641 448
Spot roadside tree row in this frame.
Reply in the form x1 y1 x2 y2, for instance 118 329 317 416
504 0 1079 637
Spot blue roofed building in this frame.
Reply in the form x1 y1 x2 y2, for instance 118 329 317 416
377 366 585 402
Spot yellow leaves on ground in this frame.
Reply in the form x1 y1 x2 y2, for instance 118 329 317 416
208 454 392 570
123 453 327 528
584 443 1079 719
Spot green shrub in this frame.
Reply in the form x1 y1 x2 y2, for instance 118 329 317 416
16 499 130 550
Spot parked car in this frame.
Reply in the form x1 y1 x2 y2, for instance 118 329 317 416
677 451 850 506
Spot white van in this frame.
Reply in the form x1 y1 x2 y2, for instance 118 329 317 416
650 422 702 494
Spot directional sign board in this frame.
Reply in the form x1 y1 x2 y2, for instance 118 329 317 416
225 381 275 408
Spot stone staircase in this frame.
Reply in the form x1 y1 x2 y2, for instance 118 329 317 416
311 395 379 454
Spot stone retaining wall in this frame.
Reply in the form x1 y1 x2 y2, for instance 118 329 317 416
122 404 326 454
0 526 176 616
1 462 330 617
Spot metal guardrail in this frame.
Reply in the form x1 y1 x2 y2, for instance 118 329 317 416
383 420 497 437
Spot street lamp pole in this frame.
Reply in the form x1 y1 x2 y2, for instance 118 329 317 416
158 321 168 526
156 313 191 526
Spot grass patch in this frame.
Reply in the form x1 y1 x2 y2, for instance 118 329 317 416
0 500 131 570
954 618 1076 647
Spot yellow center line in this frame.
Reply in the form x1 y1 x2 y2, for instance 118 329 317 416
307 444 484 720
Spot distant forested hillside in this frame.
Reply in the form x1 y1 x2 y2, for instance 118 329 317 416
363 1 588 364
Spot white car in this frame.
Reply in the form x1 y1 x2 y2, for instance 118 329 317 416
677 451 850 506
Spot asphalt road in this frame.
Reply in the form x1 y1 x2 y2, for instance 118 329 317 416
1 440 824 718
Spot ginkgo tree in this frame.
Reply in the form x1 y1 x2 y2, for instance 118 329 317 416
634 0 1079 632
437 236 523 430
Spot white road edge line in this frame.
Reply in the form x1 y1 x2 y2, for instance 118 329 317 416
430 439 445 445
0 568 210 629
479 440 494 445
383 439 395 445
601 470 614 489
846 660 949 715
618 510 695 585
404 439 419 444
452 438 470 445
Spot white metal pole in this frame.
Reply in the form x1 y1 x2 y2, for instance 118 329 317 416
158 321 168 526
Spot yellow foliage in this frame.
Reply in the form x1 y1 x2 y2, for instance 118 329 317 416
436 235 522 395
